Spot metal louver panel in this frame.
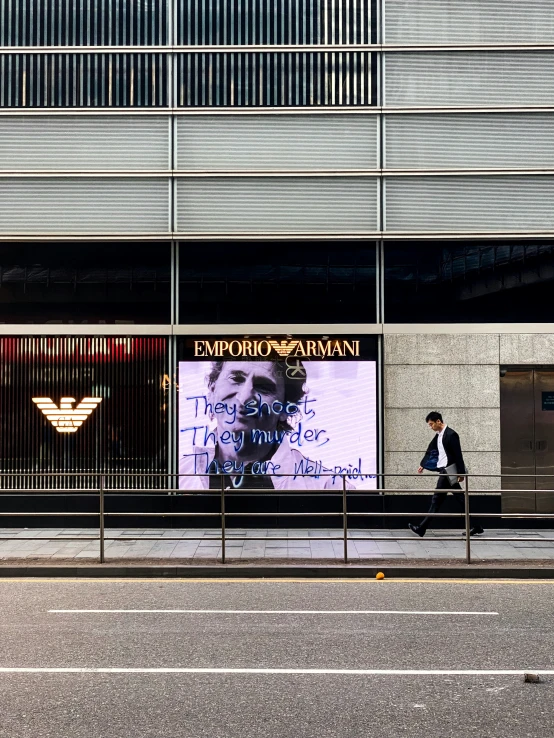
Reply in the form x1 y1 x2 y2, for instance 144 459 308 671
1 0 373 46
0 178 170 235
0 0 168 45
385 52 554 107
385 113 554 169
0 116 170 171
177 52 374 106
0 337 168 490
177 0 373 44
0 53 168 107
385 176 554 232
383 0 554 44
176 177 378 234
177 115 377 171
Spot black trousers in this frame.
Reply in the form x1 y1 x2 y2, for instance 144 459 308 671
419 470 466 532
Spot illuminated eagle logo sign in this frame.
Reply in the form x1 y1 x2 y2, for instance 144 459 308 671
268 340 299 357
32 397 103 433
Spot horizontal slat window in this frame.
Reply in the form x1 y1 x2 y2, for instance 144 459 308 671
177 52 374 106
176 177 378 234
0 53 168 107
0 178 170 235
385 176 554 233
385 52 554 107
384 0 554 44
385 113 554 170
177 0 373 45
176 114 377 171
0 116 170 170
0 0 168 45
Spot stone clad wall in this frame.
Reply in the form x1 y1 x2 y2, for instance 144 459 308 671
383 334 501 491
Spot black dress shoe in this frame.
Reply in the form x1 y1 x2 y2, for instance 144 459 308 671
408 523 425 538
463 526 485 536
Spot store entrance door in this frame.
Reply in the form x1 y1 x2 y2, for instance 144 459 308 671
501 370 554 513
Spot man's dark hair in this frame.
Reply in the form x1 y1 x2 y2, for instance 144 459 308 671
207 360 307 432
425 411 443 423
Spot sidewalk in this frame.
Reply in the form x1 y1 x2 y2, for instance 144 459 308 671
1 528 554 564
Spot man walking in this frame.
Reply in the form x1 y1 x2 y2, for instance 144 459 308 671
408 411 484 537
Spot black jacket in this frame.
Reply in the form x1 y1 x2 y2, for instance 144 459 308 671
420 426 466 474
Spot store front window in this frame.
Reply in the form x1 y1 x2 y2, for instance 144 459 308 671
0 337 168 488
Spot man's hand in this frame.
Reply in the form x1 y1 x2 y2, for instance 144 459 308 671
417 466 424 474
458 476 465 483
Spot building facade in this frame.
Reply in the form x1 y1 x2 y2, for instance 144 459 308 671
1 1 554 507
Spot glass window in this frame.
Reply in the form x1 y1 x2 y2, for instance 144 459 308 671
179 241 377 324
1 1 377 108
0 243 171 324
0 54 168 107
0 337 168 488
177 0 374 45
175 0 376 107
177 51 375 107
384 240 554 322
1 0 167 45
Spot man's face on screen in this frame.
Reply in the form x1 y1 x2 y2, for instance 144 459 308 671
210 361 286 436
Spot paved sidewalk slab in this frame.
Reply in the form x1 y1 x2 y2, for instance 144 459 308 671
0 527 554 565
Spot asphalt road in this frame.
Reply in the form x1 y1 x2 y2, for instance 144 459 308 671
0 578 553 737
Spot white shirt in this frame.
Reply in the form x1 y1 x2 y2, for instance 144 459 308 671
437 425 448 469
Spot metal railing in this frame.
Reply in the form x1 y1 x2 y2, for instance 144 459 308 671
0 472 553 565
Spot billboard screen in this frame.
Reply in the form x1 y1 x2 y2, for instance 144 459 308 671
178 338 377 491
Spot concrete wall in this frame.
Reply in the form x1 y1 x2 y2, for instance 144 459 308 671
384 334 501 490
500 334 554 364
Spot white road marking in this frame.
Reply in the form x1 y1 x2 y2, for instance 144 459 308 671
0 668 550 675
48 609 499 615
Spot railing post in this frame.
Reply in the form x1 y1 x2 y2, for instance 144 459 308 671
464 474 471 565
220 476 226 564
342 475 348 564
99 475 105 564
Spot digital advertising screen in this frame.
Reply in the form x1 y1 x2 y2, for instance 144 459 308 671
178 336 377 491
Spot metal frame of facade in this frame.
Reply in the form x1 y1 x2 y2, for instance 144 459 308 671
1 324 553 335
2 1 554 483
2 14 554 237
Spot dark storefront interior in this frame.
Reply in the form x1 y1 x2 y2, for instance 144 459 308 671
0 337 168 488
0 244 171 324
2 239 554 325
384 240 554 323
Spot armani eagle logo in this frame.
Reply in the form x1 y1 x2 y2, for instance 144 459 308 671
32 397 103 433
268 340 299 357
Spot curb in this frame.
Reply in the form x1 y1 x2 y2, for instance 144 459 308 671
1 565 554 578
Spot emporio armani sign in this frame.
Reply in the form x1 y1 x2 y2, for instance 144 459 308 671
32 397 103 433
194 339 360 358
